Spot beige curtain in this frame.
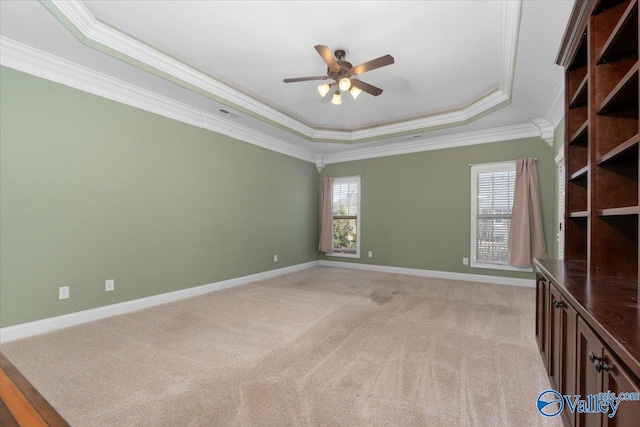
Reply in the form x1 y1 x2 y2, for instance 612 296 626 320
318 177 334 252
509 158 547 267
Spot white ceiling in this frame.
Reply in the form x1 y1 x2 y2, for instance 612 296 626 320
0 0 575 160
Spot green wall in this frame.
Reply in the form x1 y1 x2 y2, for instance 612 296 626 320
319 137 556 280
0 65 561 328
0 67 319 327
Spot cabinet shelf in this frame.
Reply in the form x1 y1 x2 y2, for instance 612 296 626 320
595 62 639 114
570 166 589 180
570 75 589 107
597 134 639 164
570 211 589 218
568 32 588 71
569 120 589 145
596 206 639 216
596 0 638 64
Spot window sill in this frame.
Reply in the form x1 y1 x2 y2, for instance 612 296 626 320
471 261 533 273
326 252 360 259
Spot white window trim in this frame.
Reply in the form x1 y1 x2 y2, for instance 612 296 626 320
470 161 532 272
326 176 361 259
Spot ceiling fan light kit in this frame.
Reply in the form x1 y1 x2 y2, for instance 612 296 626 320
317 83 331 97
349 86 362 100
331 91 342 105
284 45 394 105
338 77 351 91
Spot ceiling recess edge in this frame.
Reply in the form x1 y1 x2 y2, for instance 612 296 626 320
42 0 523 143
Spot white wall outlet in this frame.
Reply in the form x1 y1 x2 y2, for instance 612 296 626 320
368 251 373 258
273 254 278 262
59 286 69 300
463 257 469 265
105 279 115 292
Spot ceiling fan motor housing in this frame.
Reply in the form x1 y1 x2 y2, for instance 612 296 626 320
328 49 353 80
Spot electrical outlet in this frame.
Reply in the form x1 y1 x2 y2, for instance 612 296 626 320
105 279 115 292
368 251 373 258
59 286 69 300
463 257 469 265
273 254 278 262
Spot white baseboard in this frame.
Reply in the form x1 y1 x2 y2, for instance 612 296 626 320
0 261 318 344
318 260 535 288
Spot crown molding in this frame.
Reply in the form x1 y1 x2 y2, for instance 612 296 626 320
546 82 565 129
0 36 316 163
43 0 315 138
43 0 522 142
322 121 546 164
532 118 554 146
312 90 511 142
499 0 522 95
1 35 552 169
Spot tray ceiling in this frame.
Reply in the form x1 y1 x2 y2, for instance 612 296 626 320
0 0 575 157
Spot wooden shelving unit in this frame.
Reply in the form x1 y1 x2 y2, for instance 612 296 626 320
561 0 639 282
564 29 591 264
539 4 640 423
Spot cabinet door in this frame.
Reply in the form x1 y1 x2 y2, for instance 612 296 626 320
576 317 604 427
536 274 548 370
561 298 578 427
601 349 640 427
549 283 563 390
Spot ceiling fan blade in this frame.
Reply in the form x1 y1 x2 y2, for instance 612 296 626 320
351 79 383 96
351 54 395 75
283 76 329 83
314 45 340 72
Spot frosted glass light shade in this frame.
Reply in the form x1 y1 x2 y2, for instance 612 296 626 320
338 78 351 91
331 91 342 105
317 83 331 97
349 86 362 99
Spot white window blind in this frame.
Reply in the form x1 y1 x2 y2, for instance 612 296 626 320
330 176 360 257
471 162 516 268
557 158 565 260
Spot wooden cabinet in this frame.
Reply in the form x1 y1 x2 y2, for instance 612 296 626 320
550 283 578 427
535 260 640 427
538 275 579 426
576 317 606 427
576 317 640 427
537 4 639 424
559 0 640 289
601 348 640 426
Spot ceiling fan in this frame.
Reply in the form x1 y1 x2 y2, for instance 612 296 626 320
283 45 394 105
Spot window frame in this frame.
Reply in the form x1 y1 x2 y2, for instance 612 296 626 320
470 161 532 272
327 175 361 259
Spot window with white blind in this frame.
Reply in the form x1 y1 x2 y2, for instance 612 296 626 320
557 157 565 260
470 161 524 271
329 176 360 257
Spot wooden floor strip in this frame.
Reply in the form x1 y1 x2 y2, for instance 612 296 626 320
0 353 69 427
0 398 20 427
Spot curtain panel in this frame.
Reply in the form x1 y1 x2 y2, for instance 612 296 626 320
318 177 334 253
509 157 547 267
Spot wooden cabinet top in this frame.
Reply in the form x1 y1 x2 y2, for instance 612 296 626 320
534 258 640 380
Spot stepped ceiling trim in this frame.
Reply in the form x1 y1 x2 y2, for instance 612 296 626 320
41 0 523 143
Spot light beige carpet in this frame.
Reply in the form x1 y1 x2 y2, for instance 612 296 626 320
1 267 560 426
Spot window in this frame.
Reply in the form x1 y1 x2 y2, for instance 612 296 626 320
557 156 565 260
329 176 360 257
470 161 528 271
